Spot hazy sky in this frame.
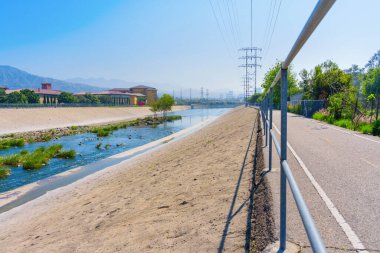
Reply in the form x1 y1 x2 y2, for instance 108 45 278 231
0 0 379 94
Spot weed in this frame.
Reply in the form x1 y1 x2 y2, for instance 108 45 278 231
57 150 76 159
0 167 11 179
360 124 373 134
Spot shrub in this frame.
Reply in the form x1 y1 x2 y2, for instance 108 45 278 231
45 144 63 158
2 154 23 166
96 129 111 137
333 119 354 130
372 120 380 136
360 124 373 134
23 145 61 170
23 156 46 170
57 150 76 159
70 126 79 131
0 138 26 150
0 167 11 179
20 150 29 155
96 143 102 149
312 112 327 121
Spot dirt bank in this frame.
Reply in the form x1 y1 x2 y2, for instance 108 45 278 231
0 107 260 253
0 105 189 135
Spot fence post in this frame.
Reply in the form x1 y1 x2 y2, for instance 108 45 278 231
280 68 288 250
265 96 269 146
269 88 273 171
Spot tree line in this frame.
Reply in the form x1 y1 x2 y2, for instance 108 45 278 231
249 49 380 136
0 90 121 105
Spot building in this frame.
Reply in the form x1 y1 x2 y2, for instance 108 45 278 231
6 83 61 104
110 85 157 104
74 90 147 106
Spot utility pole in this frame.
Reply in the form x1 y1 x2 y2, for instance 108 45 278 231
206 89 209 102
180 88 183 101
190 88 192 104
239 47 262 106
201 87 204 102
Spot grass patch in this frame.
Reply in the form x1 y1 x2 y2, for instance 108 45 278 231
360 124 373 134
332 119 354 130
313 111 380 136
0 138 26 150
0 167 11 179
1 154 23 166
57 150 76 159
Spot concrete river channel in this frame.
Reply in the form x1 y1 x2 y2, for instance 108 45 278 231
0 108 231 195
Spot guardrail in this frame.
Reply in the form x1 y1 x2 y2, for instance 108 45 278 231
260 0 336 252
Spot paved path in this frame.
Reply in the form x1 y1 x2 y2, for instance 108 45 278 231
264 111 380 252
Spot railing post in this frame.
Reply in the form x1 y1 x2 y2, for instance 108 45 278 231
265 96 269 146
269 88 273 171
280 68 288 250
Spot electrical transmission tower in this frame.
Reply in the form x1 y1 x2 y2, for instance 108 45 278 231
239 47 262 106
200 87 204 102
206 89 209 102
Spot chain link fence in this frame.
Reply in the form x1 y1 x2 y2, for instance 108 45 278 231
287 100 326 118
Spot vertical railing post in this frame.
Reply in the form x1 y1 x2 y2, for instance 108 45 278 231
280 68 288 250
265 96 269 146
269 88 273 171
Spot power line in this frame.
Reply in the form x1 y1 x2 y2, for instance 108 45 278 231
264 0 283 60
261 0 275 51
215 0 237 52
208 0 234 58
230 0 242 45
223 0 239 49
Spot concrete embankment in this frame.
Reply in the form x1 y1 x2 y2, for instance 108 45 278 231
0 106 189 135
0 107 273 252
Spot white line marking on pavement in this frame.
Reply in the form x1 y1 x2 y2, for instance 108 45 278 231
272 123 369 253
360 158 378 169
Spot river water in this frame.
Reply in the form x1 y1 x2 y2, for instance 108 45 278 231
0 108 231 193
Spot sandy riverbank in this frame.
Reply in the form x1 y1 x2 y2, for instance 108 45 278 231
0 107 259 252
0 105 189 135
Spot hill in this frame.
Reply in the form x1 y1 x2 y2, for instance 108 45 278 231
0 66 102 93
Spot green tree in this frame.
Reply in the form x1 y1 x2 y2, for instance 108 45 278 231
7 91 27 104
261 62 299 107
77 94 100 104
149 100 160 117
58 92 77 104
366 50 380 70
0 89 7 103
367 94 376 122
361 68 380 120
302 60 352 100
158 94 175 117
99 95 113 104
248 93 262 104
20 89 40 103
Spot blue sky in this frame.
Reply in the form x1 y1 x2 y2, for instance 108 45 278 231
0 0 379 95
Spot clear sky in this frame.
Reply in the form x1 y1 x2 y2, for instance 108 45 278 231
0 0 379 95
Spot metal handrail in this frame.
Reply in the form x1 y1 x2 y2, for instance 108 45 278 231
259 0 336 252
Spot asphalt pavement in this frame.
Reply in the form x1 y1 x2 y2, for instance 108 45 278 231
263 111 380 252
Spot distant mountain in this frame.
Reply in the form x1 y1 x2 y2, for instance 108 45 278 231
65 77 179 93
66 77 243 99
0 66 103 93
